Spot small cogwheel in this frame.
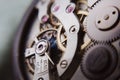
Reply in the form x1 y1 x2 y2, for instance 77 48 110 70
87 0 120 42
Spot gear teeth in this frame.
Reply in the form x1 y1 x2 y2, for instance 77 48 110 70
87 0 120 43
82 42 115 66
90 34 120 44
88 0 102 11
84 43 94 51
83 42 110 51
80 42 118 80
91 38 109 44
91 0 102 9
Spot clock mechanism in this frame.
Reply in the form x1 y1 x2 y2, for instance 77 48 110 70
13 0 120 80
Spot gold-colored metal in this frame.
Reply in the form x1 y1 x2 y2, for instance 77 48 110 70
57 25 66 52
77 11 88 15
76 0 92 50
76 0 88 23
26 59 34 74
81 39 91 50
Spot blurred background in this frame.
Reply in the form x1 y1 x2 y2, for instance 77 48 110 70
0 0 32 79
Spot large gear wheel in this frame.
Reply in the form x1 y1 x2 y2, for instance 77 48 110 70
87 0 120 42
81 43 118 80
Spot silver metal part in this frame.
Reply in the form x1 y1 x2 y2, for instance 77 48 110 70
25 38 54 80
35 39 49 56
87 0 120 42
51 0 80 76
33 53 49 80
25 48 35 58
36 0 50 23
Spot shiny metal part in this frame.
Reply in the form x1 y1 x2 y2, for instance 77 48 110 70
35 39 49 56
87 0 120 42
51 0 80 77
33 53 49 80
36 0 51 23
25 38 55 80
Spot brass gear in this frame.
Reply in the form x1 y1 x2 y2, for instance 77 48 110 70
25 14 67 74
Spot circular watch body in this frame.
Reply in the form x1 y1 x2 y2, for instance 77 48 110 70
13 0 120 80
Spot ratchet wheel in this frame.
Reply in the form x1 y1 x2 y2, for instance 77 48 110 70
13 0 120 80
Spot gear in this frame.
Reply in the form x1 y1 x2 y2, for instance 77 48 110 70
25 13 67 74
81 43 118 80
90 0 101 9
26 27 62 73
40 15 67 51
87 0 120 42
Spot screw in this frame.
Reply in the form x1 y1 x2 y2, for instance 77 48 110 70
69 25 77 33
41 15 49 23
60 60 68 68
66 3 75 13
